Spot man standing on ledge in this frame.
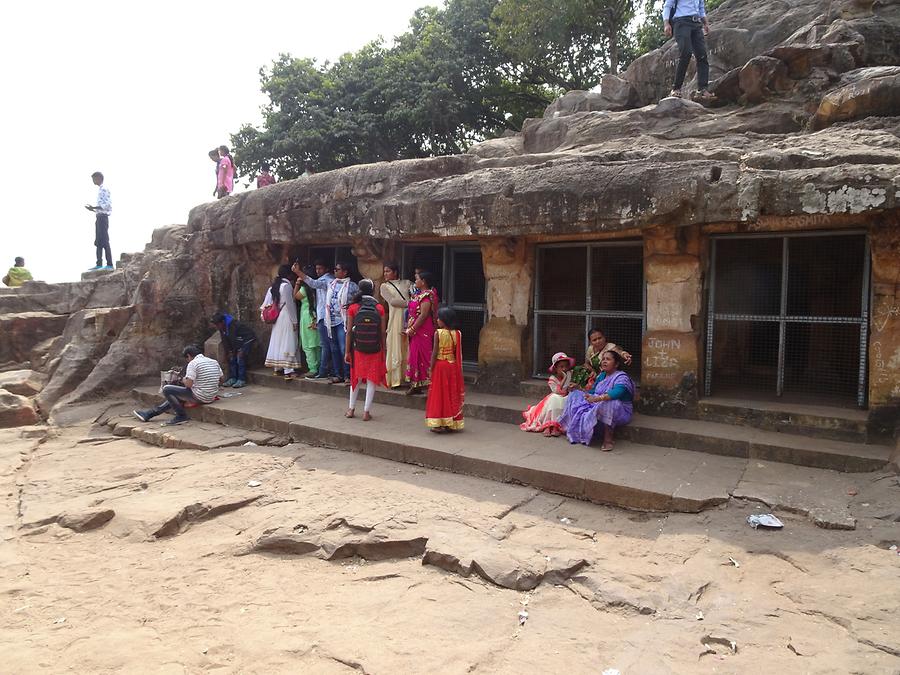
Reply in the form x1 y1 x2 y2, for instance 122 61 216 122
663 0 711 101
84 171 113 271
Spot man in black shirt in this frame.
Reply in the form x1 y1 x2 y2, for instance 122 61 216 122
211 313 257 388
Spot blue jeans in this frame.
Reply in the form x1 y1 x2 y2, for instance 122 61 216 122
148 385 197 419
228 341 254 381
330 322 349 379
317 320 334 377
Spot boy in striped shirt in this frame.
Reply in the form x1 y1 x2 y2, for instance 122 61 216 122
133 345 223 426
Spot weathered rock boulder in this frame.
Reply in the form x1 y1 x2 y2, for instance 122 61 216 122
542 90 607 117
36 306 135 412
812 66 900 128
0 391 39 428
739 55 793 102
0 312 69 366
0 369 48 397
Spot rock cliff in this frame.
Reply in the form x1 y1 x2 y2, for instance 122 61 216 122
1 0 898 424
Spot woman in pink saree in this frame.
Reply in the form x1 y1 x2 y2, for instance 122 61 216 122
558 350 634 450
404 271 437 395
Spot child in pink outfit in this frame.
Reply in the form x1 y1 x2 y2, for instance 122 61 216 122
216 145 235 198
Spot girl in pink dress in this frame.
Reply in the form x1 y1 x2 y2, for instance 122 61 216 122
520 352 575 437
216 145 235 198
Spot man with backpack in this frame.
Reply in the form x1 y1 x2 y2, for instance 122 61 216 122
344 279 387 421
663 0 712 100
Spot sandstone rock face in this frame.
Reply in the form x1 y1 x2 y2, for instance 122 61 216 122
812 66 900 128
0 391 39 428
0 370 48 397
0 312 69 366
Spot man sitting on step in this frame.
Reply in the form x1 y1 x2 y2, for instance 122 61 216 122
133 345 223 426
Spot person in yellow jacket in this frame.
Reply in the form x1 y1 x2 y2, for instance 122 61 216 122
3 257 33 287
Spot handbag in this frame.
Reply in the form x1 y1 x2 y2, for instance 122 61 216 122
261 303 281 324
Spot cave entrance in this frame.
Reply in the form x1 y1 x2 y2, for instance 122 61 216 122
704 232 870 407
401 243 486 368
532 241 645 379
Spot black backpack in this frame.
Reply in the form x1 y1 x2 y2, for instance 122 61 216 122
352 297 381 354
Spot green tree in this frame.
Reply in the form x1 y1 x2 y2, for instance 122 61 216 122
491 0 636 89
232 0 555 177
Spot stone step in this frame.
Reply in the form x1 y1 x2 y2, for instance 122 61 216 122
697 396 872 444
243 369 890 473
130 385 747 514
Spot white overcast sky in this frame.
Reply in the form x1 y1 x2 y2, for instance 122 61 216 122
1 0 439 283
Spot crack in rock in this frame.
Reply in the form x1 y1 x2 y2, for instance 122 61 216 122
153 495 261 538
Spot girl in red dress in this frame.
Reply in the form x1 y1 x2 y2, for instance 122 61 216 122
344 279 387 421
425 307 465 432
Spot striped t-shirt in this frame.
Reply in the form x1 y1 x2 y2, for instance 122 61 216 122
185 354 222 403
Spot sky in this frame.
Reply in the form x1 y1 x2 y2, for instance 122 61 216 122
0 0 439 283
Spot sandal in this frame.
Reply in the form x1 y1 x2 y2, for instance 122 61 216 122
345 409 355 419
363 411 372 422
543 429 553 437
600 443 614 452
551 429 561 437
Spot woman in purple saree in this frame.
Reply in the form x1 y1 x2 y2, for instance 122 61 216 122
558 351 634 450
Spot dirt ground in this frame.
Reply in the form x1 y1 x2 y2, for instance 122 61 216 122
1 403 898 674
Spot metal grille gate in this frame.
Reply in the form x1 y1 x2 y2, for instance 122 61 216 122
533 242 645 377
704 232 870 406
401 244 486 368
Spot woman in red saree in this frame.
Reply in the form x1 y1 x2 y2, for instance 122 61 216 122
426 307 464 432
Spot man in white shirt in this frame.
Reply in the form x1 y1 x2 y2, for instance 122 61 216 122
133 345 223 426
84 171 114 271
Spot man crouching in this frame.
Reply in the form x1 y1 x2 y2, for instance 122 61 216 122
133 345 223 426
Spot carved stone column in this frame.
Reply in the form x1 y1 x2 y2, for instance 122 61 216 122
868 220 900 439
640 225 703 415
352 238 396 291
478 237 534 392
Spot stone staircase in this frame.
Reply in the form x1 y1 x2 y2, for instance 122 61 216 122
123 368 892 519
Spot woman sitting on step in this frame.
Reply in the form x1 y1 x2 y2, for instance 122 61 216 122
558 350 634 451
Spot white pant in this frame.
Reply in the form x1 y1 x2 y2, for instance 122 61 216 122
349 380 377 412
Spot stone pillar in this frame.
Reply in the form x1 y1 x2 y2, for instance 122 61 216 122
352 238 396 293
640 225 703 415
478 237 533 393
868 223 900 438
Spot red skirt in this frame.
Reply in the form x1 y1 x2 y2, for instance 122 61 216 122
349 349 387 389
425 360 464 429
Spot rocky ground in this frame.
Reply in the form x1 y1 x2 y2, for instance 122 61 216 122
2 402 898 674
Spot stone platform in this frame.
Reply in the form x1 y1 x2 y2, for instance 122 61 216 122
124 380 879 526
242 369 892 473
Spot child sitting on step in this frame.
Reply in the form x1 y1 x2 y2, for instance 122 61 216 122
520 352 576 437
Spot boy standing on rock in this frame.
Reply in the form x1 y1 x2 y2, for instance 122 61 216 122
663 0 712 100
84 171 114 271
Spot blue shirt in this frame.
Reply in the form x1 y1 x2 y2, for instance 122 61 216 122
662 0 706 21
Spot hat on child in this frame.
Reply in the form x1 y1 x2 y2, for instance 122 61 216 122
548 352 575 373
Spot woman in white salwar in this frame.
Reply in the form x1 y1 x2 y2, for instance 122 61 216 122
379 262 412 389
260 264 302 379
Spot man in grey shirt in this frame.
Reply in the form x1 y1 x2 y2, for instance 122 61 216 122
133 345 223 426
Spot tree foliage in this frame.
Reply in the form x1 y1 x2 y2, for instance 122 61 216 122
232 0 725 178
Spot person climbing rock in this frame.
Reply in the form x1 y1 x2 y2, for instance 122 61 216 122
663 0 712 101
